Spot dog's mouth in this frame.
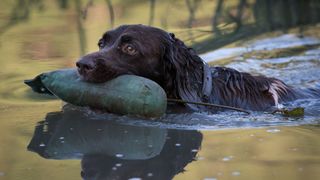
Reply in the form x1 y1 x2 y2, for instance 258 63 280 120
77 66 122 83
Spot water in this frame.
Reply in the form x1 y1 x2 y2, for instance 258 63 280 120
1 0 320 180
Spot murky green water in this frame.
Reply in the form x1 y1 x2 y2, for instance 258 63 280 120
0 0 320 180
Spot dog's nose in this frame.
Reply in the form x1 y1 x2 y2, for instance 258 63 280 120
76 60 94 74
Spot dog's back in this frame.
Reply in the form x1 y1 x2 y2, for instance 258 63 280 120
208 66 319 111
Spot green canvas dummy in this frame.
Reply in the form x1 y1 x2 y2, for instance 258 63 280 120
24 69 167 118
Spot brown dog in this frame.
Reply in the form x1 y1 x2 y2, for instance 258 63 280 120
76 24 314 111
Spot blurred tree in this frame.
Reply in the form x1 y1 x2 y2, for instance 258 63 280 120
75 0 87 55
211 0 223 34
0 0 44 36
196 0 320 53
105 0 114 28
82 0 93 19
148 0 156 26
57 0 69 9
185 0 202 42
185 0 201 28
233 0 247 31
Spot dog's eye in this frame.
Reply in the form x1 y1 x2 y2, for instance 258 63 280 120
122 44 137 55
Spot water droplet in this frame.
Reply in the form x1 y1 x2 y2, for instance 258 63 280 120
191 149 198 152
148 145 153 148
175 143 181 147
39 143 46 147
74 152 84 157
231 171 241 176
222 156 233 161
196 156 205 160
97 128 103 132
112 167 117 171
69 127 74 131
128 178 141 180
115 154 124 158
266 129 280 133
115 163 122 167
43 125 48 132
60 141 65 143
147 173 153 177
277 104 284 109
290 148 298 151
203 178 217 180
59 137 64 140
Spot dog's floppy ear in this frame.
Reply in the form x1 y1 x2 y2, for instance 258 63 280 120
162 33 206 110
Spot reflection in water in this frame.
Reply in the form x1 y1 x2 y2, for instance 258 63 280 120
27 105 203 180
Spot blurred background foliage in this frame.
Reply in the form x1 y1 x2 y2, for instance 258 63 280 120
1 0 320 54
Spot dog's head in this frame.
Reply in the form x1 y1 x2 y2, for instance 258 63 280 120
76 25 168 83
76 24 208 108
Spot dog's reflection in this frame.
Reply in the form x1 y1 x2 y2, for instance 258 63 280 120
28 105 203 180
